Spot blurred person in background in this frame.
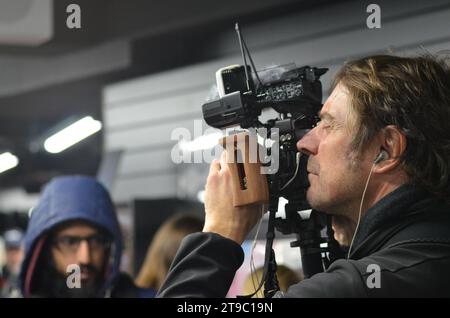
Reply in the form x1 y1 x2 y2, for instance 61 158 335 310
242 265 302 298
20 175 155 298
135 213 203 292
1 229 25 297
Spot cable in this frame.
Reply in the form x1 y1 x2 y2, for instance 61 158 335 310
346 162 377 259
280 152 301 191
238 206 276 299
249 204 266 297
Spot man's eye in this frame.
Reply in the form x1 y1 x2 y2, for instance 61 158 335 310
61 237 79 246
89 235 110 247
318 120 331 129
89 236 103 245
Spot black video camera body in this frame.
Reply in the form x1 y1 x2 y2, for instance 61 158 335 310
202 62 327 200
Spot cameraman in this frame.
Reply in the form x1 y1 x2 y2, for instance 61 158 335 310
158 54 450 297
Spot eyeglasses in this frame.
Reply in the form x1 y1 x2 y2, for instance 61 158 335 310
52 234 112 254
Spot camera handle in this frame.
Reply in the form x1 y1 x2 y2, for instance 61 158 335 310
219 132 270 207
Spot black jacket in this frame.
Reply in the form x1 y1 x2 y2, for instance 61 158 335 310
158 185 450 297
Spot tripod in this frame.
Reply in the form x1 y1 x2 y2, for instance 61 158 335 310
261 194 345 297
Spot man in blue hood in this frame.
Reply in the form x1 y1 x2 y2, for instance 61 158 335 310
20 175 155 298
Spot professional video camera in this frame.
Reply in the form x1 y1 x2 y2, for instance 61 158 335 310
202 24 344 298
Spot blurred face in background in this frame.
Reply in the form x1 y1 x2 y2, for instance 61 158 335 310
50 221 111 292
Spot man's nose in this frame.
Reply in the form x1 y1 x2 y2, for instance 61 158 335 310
76 240 91 264
296 128 319 156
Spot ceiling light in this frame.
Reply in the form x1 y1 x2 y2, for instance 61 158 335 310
0 152 19 174
44 116 102 154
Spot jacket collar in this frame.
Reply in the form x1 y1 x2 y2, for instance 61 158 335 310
351 184 431 252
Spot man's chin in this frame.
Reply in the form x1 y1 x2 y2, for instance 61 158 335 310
68 277 101 298
306 191 334 214
306 189 321 210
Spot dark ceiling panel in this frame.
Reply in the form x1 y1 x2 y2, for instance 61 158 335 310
0 0 338 192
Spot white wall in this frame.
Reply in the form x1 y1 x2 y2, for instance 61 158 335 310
103 0 450 204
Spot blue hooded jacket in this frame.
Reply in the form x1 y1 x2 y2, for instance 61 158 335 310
19 175 155 297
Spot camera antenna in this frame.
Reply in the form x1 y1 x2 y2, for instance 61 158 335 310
235 23 263 89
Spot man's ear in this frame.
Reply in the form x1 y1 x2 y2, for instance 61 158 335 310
374 125 407 173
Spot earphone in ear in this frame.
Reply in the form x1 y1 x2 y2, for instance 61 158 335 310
348 148 390 259
373 150 388 164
